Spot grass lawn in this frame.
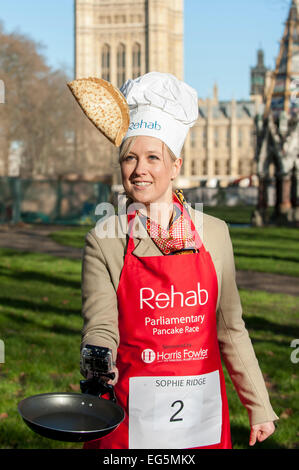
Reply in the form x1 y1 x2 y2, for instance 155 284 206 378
0 249 83 449
0 247 298 449
50 219 299 277
225 288 299 449
202 204 256 224
229 226 299 277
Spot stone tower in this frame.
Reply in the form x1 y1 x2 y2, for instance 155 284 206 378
75 0 184 84
250 49 269 98
74 0 184 184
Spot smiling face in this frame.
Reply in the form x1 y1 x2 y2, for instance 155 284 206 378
120 136 182 207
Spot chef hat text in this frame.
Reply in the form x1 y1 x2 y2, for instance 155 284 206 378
120 72 199 158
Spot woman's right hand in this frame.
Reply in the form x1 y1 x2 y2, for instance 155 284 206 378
105 366 119 386
85 366 119 386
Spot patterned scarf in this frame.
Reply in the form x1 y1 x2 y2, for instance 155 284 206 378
137 189 199 255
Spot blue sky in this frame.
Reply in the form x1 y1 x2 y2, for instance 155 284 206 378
0 0 291 100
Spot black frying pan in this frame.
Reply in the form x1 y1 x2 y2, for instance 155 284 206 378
18 380 125 442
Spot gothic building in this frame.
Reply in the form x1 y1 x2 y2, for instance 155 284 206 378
185 85 260 186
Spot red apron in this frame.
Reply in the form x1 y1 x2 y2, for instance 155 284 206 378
84 203 232 449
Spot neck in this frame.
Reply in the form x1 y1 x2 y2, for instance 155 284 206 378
137 193 174 228
145 202 174 228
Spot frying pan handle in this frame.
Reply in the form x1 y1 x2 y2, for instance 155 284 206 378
80 377 117 403
101 383 116 403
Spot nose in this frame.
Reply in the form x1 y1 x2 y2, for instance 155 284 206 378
132 157 148 177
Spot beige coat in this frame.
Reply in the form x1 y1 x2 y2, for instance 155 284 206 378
81 200 279 427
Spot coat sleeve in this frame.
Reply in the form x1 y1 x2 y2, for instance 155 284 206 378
216 221 279 426
80 231 120 375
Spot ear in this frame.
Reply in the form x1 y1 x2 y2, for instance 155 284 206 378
171 158 182 180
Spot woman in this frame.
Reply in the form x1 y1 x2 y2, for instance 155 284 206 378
81 72 278 449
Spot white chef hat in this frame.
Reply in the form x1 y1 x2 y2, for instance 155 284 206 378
120 72 198 158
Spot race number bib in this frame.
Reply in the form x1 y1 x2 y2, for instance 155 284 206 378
128 370 222 449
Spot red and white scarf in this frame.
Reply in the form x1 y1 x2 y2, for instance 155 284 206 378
137 189 199 255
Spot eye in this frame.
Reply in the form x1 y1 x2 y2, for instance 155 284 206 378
148 154 160 160
123 154 135 161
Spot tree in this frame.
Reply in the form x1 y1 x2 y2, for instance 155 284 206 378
0 21 76 178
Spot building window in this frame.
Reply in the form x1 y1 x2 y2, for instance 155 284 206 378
191 159 197 175
226 160 230 175
115 15 126 23
130 14 143 23
203 159 208 175
101 44 110 81
117 43 126 88
215 159 220 175
226 127 230 147
202 127 207 147
190 128 196 148
238 127 243 147
214 127 219 148
132 43 141 79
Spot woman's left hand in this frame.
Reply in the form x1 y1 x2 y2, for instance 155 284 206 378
249 421 276 446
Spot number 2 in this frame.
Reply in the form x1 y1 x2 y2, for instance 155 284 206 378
170 400 184 422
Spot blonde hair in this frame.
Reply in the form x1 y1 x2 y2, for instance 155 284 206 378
119 136 178 164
